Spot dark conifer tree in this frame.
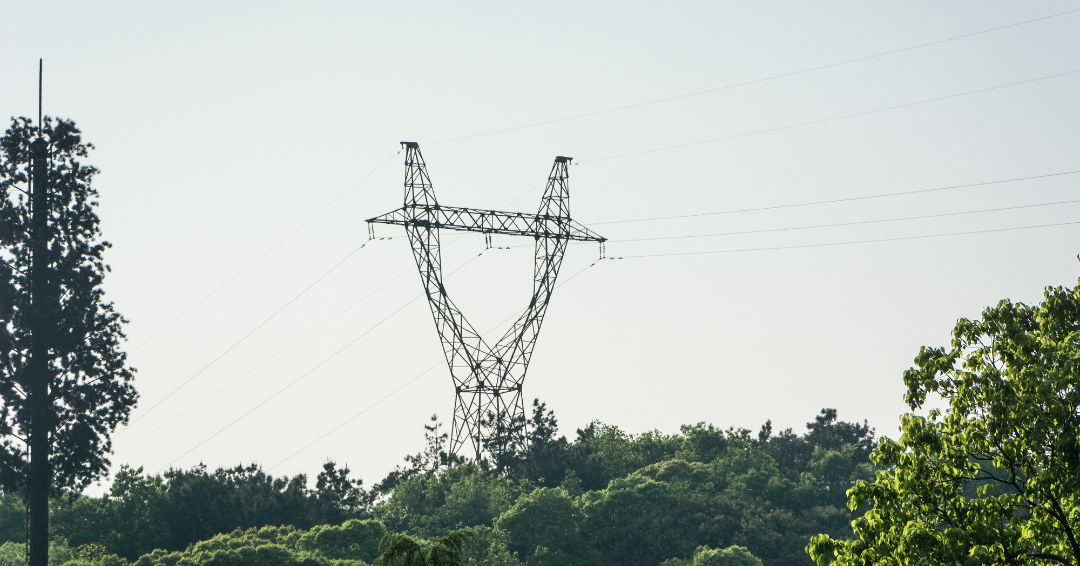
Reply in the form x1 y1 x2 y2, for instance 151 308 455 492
0 117 137 565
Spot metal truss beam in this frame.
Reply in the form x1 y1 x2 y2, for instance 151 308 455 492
366 205 605 243
366 141 604 460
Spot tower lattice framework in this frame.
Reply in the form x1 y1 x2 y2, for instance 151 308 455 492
367 142 605 460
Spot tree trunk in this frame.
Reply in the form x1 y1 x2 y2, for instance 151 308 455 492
27 136 51 566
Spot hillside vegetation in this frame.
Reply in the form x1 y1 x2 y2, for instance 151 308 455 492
0 405 874 565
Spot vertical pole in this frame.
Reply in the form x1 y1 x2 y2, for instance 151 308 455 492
27 137 50 566
27 59 51 566
38 59 43 130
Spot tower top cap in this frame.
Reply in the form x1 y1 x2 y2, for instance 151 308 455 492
555 156 572 163
400 141 420 149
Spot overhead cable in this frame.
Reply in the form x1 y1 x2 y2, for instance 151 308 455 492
614 198 1080 243
130 150 401 353
266 259 603 470
427 8 1080 145
127 243 369 427
121 266 416 447
591 169 1080 226
578 70 1080 165
618 220 1080 259
162 252 491 469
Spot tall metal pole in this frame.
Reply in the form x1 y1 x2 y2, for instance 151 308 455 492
27 59 51 566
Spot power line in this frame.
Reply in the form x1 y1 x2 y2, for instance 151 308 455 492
267 259 604 470
127 243 369 427
127 241 511 446
613 198 1080 243
162 252 492 468
137 204 535 426
427 7 1080 145
158 192 1079 469
136 175 542 430
166 292 426 468
578 69 1080 165
267 362 441 471
130 150 401 353
124 57 1076 357
121 265 417 448
590 169 1080 226
617 220 1080 259
182 176 1075 457
123 8 1080 354
131 166 1077 429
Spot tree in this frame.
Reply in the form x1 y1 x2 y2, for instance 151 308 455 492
379 531 472 566
661 545 764 566
483 399 574 481
509 400 571 486
161 463 313 549
803 409 874 462
0 117 137 565
494 487 588 564
374 464 519 537
482 409 527 475
579 472 737 566
298 518 386 562
130 527 340 566
808 277 1080 564
314 461 373 523
50 466 172 560
378 415 462 495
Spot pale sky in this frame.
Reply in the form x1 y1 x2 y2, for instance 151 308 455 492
2 1 1079 492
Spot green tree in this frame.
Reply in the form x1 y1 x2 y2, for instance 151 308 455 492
378 531 471 566
131 527 341 566
662 544 765 566
298 519 386 563
494 487 588 564
0 496 23 543
808 277 1080 564
509 400 571 487
374 465 519 537
567 422 678 491
0 117 138 566
80 466 169 558
580 472 737 566
0 539 75 566
314 461 373 523
455 527 520 566
160 463 313 550
377 416 462 495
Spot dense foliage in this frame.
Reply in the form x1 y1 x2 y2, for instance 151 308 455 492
809 277 1080 565
0 116 137 493
0 405 873 565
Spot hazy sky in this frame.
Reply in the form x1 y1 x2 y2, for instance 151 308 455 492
2 1 1079 491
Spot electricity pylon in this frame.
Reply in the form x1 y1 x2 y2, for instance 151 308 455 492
367 142 605 460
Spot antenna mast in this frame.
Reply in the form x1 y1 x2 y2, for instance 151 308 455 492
38 59 43 134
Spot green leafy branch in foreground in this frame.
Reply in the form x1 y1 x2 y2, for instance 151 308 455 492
809 276 1080 565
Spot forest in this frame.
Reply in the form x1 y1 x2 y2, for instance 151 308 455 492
0 404 875 565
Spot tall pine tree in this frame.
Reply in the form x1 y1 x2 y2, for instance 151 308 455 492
0 116 137 565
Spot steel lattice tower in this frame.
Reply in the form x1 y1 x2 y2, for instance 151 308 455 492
367 142 605 460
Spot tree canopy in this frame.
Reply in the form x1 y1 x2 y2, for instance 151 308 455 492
809 276 1080 564
0 405 873 565
0 116 137 493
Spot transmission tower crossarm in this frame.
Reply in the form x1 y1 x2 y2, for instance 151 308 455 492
366 205 606 243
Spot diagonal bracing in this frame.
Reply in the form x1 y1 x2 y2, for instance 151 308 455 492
367 142 605 459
